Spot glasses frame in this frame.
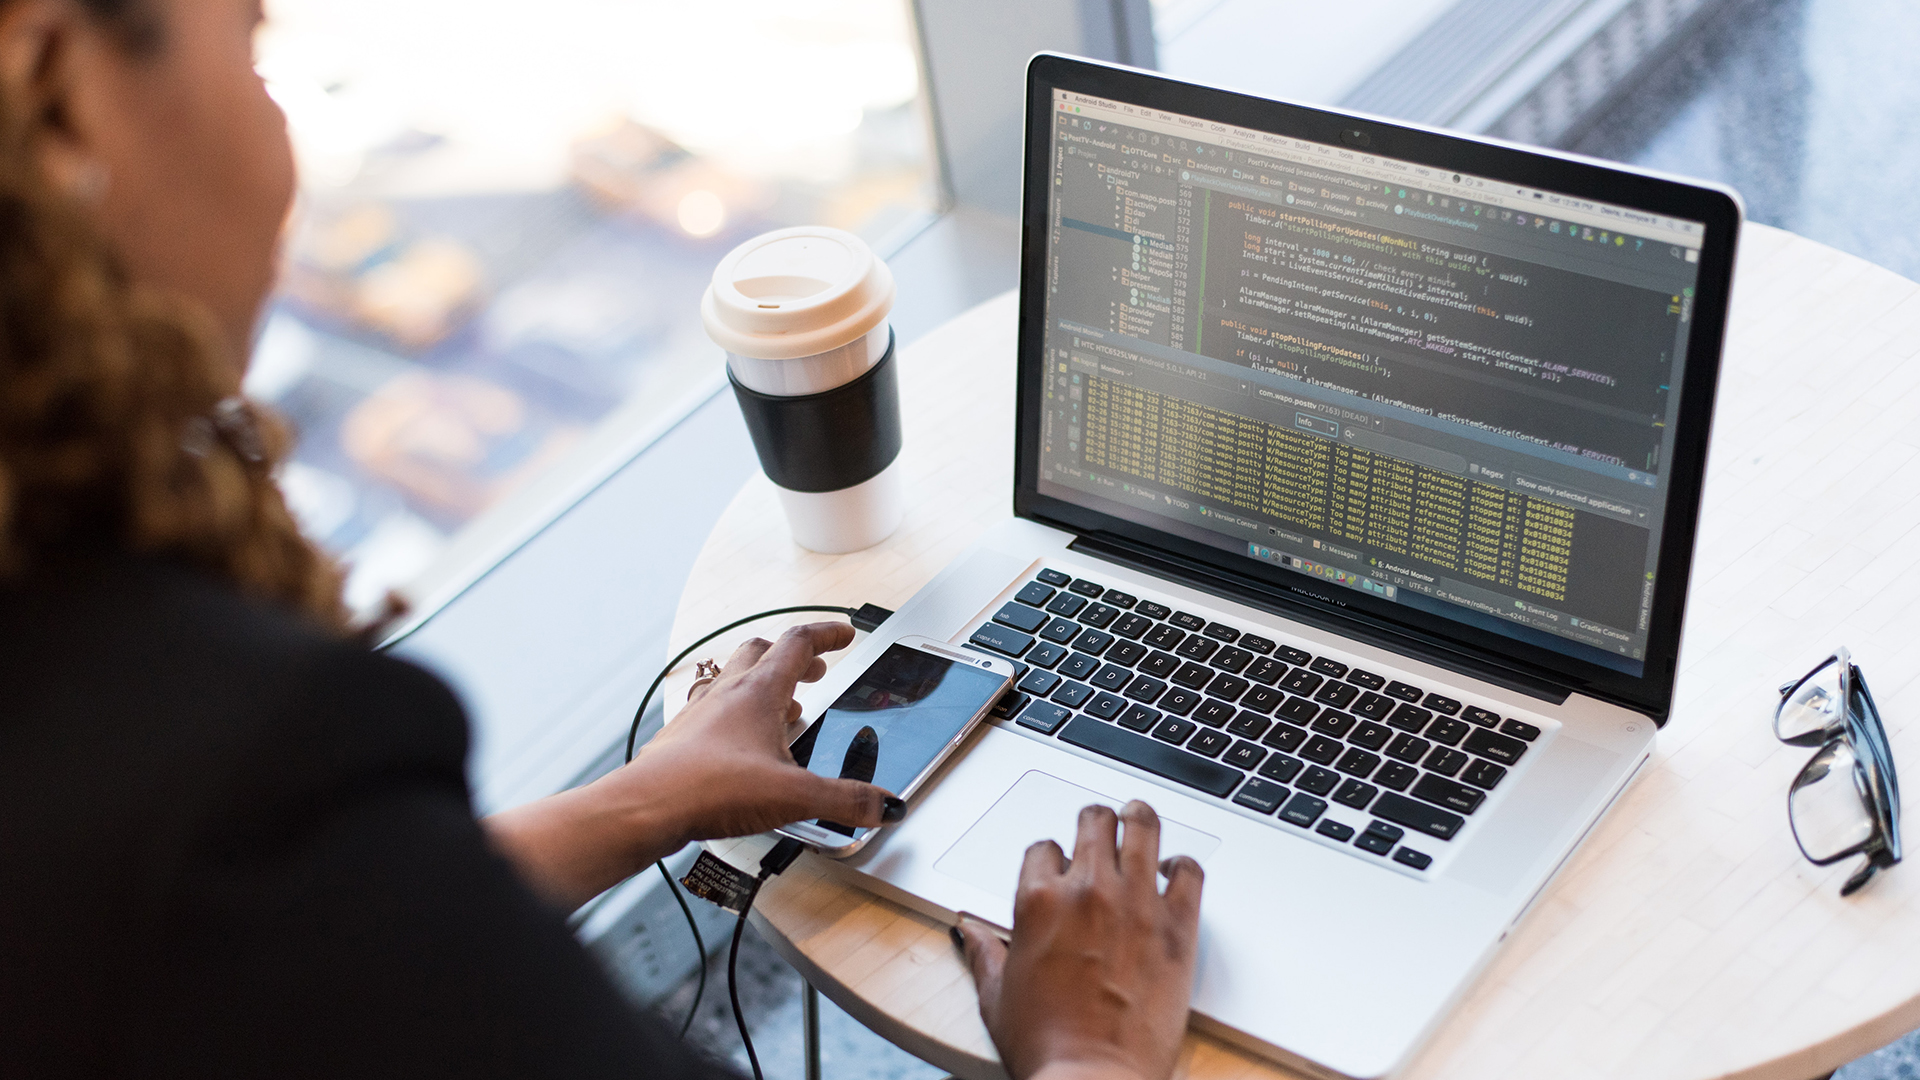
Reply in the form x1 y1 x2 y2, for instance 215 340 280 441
1775 647 1902 896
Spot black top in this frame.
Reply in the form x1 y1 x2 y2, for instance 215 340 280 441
0 556 730 1078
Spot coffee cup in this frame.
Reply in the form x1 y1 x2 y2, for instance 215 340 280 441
702 226 904 554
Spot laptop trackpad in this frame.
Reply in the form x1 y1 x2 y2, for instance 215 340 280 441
934 771 1222 900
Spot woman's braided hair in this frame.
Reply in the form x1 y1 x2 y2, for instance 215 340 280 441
0 0 347 628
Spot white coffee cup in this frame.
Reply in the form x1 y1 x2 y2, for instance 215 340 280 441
702 226 905 554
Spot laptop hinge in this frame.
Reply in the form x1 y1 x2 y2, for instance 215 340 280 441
1068 531 1573 706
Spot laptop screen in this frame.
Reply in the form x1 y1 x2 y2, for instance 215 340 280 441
1031 88 1711 677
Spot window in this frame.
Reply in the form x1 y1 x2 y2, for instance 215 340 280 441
251 0 934 609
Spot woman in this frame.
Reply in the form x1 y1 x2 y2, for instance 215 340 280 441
0 0 1207 1077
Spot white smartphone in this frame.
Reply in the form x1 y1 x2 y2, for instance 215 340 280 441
778 635 1017 856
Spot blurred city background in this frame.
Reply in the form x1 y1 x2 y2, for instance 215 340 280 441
252 0 935 610
254 2 1920 1078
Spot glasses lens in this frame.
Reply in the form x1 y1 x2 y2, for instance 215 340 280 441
1789 739 1878 863
1778 656 1847 745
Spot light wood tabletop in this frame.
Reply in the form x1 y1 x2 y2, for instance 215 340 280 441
667 222 1920 1080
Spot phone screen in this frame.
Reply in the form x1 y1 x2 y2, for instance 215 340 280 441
800 643 1009 836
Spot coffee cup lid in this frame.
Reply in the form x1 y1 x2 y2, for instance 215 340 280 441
701 226 895 360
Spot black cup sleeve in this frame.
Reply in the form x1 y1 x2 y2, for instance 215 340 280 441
727 331 903 494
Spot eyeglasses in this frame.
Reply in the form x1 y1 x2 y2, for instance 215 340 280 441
1775 647 1901 896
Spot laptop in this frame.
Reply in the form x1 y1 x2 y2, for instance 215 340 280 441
794 54 1742 1079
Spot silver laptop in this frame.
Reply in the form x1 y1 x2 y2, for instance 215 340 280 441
793 55 1742 1079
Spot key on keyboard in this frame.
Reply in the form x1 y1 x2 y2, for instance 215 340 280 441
1233 778 1288 814
1224 741 1266 769
1186 699 1229 729
1059 652 1099 680
1073 628 1115 654
1028 642 1068 668
1189 729 1233 757
1018 669 1061 696
1159 688 1201 715
1046 593 1087 618
1052 682 1093 708
1170 611 1208 632
1017 700 1071 734
969 623 1032 657
1144 714 1190 737
1015 581 1055 606
994 602 1047 634
1123 675 1167 703
1258 754 1303 783
1175 636 1219 663
1371 793 1463 839
1226 712 1270 740
1039 617 1079 644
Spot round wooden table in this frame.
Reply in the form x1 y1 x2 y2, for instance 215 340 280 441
667 223 1920 1080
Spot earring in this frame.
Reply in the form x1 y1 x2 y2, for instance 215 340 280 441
182 399 268 471
210 397 266 464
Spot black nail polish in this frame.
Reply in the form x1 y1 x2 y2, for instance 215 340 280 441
882 796 907 823
949 923 965 949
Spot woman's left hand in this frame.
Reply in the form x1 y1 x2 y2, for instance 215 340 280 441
626 621 903 841
484 622 898 908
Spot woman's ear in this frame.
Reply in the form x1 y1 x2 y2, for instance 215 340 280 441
0 0 112 202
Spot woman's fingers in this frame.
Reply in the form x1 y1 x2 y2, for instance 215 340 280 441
954 916 1009 1024
795 774 893 829
1118 800 1163 890
1068 803 1121 882
1160 855 1205 930
724 636 776 674
1019 838 1069 887
751 623 856 688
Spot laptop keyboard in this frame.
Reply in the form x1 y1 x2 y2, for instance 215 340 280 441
968 568 1545 872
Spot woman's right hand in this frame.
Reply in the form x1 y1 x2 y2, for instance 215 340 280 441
954 800 1205 1080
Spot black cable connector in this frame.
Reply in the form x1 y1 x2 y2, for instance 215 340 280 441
847 603 895 633
759 837 807 878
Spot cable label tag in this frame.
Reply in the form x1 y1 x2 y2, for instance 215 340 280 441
681 850 760 914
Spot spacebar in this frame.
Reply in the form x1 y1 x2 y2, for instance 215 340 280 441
1058 717 1241 798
